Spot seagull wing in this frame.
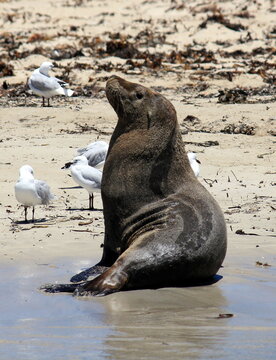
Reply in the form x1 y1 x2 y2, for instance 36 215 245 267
85 148 107 167
79 167 102 189
29 72 61 92
35 179 54 204
53 76 68 87
77 141 108 155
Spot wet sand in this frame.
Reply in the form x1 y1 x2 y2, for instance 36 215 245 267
0 0 276 359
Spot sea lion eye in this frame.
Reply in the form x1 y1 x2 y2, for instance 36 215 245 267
136 92 143 100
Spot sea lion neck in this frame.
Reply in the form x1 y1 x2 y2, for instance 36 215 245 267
105 76 194 184
103 76 195 212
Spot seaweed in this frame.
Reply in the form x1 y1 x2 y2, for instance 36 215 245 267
199 10 247 32
221 123 255 135
0 61 14 77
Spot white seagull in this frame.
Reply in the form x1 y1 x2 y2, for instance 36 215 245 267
28 61 74 107
63 141 108 170
14 165 55 222
66 156 102 210
77 140 109 169
187 152 201 177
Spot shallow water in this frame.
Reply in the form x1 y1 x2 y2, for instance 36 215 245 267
0 258 275 360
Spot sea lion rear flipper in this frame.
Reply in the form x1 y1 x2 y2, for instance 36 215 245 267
73 266 128 297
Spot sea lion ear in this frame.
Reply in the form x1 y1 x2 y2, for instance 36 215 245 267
147 110 152 130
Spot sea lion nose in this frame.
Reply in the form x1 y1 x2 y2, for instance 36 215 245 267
106 75 121 89
107 75 120 83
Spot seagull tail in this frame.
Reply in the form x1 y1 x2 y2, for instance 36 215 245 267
49 193 58 201
63 88 74 97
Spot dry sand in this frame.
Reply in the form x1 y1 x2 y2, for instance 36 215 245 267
0 0 275 359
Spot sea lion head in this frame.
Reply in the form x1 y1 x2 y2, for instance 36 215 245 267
106 75 176 131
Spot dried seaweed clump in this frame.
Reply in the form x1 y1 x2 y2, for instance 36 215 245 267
105 39 138 59
0 61 14 77
199 9 247 32
169 47 216 64
1 82 28 97
218 89 247 103
221 123 255 135
27 33 55 43
180 115 202 134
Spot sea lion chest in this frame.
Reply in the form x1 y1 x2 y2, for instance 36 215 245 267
102 130 170 215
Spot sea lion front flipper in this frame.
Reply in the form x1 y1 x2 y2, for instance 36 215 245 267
70 265 109 283
40 283 79 293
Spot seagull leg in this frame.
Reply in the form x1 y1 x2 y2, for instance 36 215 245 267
91 193 94 210
42 97 45 107
24 207 28 222
47 98 50 107
89 194 94 210
32 206 35 222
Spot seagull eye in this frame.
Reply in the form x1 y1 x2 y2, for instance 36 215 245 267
136 92 144 100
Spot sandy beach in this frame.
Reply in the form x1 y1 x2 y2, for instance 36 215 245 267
0 0 275 359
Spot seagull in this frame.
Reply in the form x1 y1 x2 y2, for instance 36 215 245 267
77 140 108 169
14 165 55 222
28 61 74 107
187 152 201 177
77 140 108 155
64 156 102 210
63 141 108 170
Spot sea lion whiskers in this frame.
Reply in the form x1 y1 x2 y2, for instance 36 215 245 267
106 85 123 115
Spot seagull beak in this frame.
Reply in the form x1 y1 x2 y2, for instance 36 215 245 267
61 161 72 169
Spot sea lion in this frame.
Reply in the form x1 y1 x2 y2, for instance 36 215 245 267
42 75 227 296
